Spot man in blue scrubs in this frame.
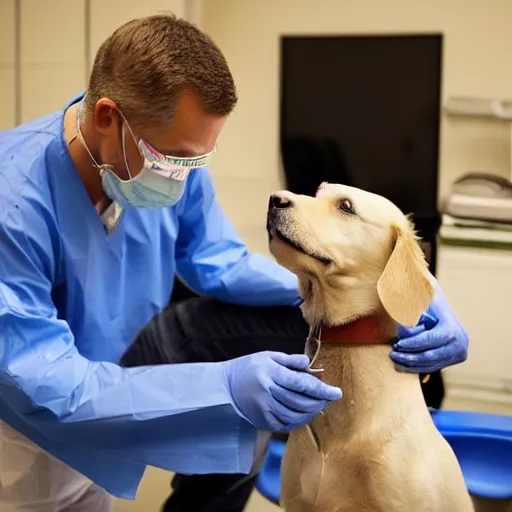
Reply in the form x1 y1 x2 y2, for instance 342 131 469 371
0 14 468 512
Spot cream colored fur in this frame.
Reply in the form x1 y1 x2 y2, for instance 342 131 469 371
267 183 473 512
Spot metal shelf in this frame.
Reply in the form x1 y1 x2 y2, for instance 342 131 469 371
444 96 512 120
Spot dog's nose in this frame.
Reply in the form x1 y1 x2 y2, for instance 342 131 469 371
270 194 293 209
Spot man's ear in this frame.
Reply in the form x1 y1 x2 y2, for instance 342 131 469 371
377 222 435 327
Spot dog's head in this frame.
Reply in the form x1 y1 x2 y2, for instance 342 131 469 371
267 182 434 327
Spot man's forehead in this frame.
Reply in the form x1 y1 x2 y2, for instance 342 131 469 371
157 140 213 157
144 130 215 157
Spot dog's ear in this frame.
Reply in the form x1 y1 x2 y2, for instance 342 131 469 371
377 222 435 327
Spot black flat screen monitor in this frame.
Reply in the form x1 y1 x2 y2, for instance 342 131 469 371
280 34 443 224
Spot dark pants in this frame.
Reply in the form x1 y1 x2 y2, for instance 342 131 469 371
120 278 445 512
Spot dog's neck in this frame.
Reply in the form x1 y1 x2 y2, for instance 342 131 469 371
299 274 384 327
306 312 429 452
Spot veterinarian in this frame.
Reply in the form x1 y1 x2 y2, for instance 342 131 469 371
0 14 468 512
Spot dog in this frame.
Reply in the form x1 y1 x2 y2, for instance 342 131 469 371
266 182 473 512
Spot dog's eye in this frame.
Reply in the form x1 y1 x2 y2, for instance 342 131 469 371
338 198 356 215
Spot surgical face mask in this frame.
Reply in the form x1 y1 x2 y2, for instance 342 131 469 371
76 102 216 208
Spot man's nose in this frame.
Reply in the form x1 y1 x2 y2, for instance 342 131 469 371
269 194 293 210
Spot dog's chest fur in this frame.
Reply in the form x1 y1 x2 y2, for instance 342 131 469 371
280 344 472 512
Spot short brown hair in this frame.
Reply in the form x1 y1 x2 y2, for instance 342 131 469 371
84 14 237 127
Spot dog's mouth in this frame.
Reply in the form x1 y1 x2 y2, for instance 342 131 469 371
271 228 331 266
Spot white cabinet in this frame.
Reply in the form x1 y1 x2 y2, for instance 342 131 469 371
437 243 512 412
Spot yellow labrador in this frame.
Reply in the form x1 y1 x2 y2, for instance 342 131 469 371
266 183 473 512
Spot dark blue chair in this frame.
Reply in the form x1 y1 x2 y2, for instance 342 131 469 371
255 410 512 505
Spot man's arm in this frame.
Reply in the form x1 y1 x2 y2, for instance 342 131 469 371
175 168 301 306
0 202 257 498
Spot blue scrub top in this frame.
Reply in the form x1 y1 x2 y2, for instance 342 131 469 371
0 93 301 497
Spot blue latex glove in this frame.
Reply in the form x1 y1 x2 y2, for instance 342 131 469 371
390 280 469 373
222 351 342 431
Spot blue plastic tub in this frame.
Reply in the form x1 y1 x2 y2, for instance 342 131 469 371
431 410 512 500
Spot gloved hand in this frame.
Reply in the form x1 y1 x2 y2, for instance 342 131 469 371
222 351 342 432
390 279 469 374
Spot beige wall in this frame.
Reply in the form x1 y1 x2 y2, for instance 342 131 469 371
0 0 16 130
88 0 186 67
0 0 186 127
202 0 512 255
20 0 86 123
